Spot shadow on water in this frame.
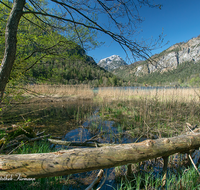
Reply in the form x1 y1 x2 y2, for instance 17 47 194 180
1 98 138 189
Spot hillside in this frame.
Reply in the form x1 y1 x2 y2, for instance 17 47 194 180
112 36 200 86
24 46 124 87
112 61 144 81
0 3 125 88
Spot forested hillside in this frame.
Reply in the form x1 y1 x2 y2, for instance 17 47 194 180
134 60 200 86
112 36 200 87
26 55 123 86
113 60 200 86
0 2 123 87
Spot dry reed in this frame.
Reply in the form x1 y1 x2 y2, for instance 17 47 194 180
25 84 94 99
96 87 200 103
97 87 200 139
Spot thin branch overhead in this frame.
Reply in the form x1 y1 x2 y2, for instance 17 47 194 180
23 0 164 60
0 0 163 60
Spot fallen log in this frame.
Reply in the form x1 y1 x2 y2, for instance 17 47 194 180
0 133 200 179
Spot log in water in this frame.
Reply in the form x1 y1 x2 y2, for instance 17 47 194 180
0 133 199 179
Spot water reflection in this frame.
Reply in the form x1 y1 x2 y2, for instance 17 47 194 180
63 109 146 146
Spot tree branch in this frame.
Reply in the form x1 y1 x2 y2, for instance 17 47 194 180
22 9 151 60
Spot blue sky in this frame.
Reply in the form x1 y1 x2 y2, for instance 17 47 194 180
87 0 200 64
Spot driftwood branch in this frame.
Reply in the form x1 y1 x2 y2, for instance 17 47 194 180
5 134 50 149
97 169 108 190
85 169 104 190
1 133 200 179
162 156 169 187
48 138 114 147
189 154 200 176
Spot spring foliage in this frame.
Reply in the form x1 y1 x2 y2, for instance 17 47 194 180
0 1 123 87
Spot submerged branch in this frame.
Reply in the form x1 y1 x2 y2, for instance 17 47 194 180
48 138 114 147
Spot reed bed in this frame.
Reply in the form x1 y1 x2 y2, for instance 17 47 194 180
96 87 200 103
2 86 200 189
25 84 94 99
96 87 200 189
97 87 200 138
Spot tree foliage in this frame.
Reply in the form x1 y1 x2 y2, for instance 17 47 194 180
0 2 124 87
0 0 163 101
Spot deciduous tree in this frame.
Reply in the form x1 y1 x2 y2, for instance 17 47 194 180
0 0 163 102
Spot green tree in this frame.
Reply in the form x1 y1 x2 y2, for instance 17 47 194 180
190 77 200 87
0 0 163 102
0 1 101 85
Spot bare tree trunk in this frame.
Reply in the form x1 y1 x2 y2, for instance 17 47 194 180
0 0 25 103
0 133 200 179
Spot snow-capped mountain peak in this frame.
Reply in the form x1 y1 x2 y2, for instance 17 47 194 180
97 55 127 71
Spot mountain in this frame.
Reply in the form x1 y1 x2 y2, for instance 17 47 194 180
25 44 124 87
141 36 200 75
112 61 144 81
112 35 200 86
97 55 128 71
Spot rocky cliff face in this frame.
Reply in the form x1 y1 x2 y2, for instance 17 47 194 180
134 36 200 76
97 55 128 71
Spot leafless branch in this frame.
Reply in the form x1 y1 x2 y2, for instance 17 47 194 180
23 9 151 60
64 7 84 49
23 54 47 73
0 0 11 10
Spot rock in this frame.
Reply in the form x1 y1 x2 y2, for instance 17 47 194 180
97 55 128 71
135 36 200 75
